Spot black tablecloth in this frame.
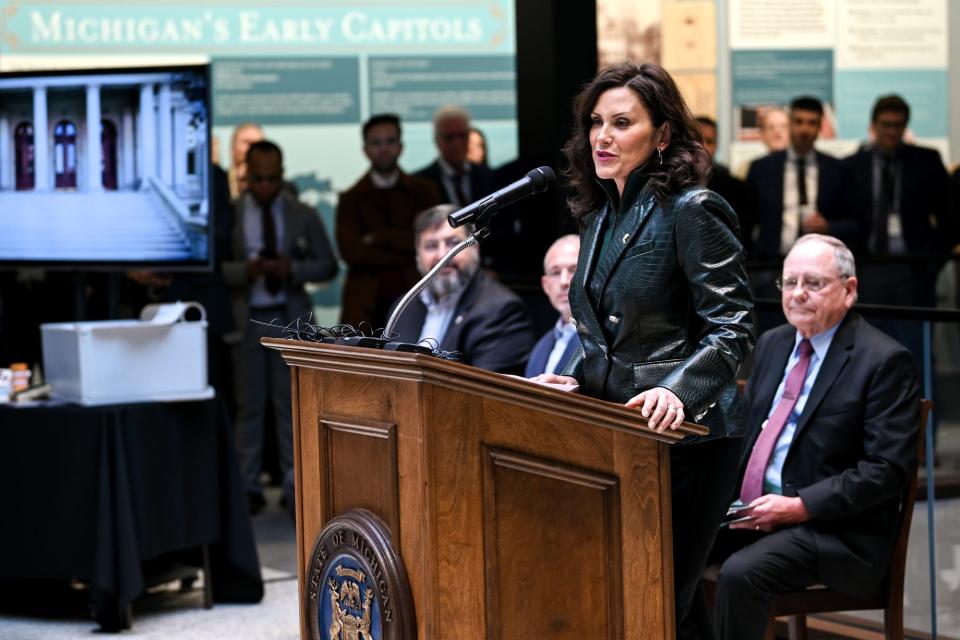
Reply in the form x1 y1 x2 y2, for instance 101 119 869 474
0 398 263 630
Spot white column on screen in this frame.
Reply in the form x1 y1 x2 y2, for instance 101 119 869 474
122 110 135 189
158 83 173 185
0 114 10 189
85 84 103 191
33 86 50 191
138 83 156 181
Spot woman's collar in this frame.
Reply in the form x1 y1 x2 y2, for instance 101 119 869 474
596 164 653 213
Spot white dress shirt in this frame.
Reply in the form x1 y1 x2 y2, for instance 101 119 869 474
417 287 465 345
781 148 819 255
242 193 287 308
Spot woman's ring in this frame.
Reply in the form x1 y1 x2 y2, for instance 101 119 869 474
667 404 676 411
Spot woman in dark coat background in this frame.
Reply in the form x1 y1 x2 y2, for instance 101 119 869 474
534 62 754 639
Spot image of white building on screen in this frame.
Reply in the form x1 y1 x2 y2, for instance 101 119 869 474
0 70 210 263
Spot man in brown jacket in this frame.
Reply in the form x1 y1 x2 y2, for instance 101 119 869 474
336 114 441 328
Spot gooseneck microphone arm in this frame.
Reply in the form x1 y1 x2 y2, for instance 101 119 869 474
383 227 490 340
384 165 554 344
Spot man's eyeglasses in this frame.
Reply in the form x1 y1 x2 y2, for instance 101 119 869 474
775 275 848 293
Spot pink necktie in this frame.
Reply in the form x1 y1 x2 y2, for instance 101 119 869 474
739 339 814 504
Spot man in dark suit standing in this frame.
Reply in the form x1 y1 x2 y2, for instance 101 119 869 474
525 234 581 377
389 204 535 375
696 116 753 241
415 106 495 209
222 140 338 513
710 234 920 640
336 113 440 328
745 96 851 259
839 95 953 307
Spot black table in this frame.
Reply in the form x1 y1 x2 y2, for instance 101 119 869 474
0 398 263 630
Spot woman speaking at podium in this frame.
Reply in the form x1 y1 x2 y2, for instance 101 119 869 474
534 62 754 639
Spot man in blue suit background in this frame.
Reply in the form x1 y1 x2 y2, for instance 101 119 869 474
525 235 582 377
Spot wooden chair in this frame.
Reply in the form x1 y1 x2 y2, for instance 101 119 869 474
705 398 931 640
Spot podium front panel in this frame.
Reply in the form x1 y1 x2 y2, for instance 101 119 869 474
482 447 623 638
273 342 676 639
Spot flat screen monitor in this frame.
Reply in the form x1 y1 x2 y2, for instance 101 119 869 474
0 64 212 270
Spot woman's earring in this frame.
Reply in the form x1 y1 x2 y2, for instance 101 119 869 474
657 147 663 165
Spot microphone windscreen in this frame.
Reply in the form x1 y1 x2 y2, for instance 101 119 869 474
525 166 556 192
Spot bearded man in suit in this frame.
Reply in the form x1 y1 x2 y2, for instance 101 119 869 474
388 204 534 375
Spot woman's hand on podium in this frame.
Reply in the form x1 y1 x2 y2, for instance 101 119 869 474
529 373 579 385
527 373 580 392
625 387 685 432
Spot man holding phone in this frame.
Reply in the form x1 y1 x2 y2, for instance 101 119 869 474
709 235 920 640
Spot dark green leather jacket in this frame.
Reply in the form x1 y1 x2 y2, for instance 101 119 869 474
564 172 755 441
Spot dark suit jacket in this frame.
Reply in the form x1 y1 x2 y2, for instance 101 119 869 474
523 325 581 377
952 166 960 221
335 170 440 326
708 161 754 243
222 193 338 340
745 150 851 258
839 144 953 254
414 159 495 207
738 313 920 594
390 270 535 375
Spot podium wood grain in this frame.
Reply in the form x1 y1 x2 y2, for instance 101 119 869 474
264 338 707 639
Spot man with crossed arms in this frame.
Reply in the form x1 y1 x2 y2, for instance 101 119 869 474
710 234 920 640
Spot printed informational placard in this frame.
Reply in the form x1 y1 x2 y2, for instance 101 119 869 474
836 0 947 69
727 0 948 174
368 55 515 122
731 49 834 142
729 0 834 50
214 57 361 126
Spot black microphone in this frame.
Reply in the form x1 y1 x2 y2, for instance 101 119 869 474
447 166 556 228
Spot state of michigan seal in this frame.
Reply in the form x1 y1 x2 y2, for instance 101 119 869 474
305 509 415 640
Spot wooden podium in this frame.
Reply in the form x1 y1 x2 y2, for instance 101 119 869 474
264 338 707 639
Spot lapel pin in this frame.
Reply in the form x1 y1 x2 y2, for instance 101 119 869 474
622 233 630 244
454 315 464 325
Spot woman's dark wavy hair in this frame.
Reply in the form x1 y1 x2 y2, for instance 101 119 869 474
562 62 711 220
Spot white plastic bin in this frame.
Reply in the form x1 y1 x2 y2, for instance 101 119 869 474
41 301 214 405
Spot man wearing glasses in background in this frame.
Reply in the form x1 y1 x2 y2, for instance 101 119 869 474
708 234 920 640
525 234 581 377
839 94 954 361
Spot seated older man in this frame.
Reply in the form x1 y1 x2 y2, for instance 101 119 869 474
710 234 920 640
525 234 581 377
